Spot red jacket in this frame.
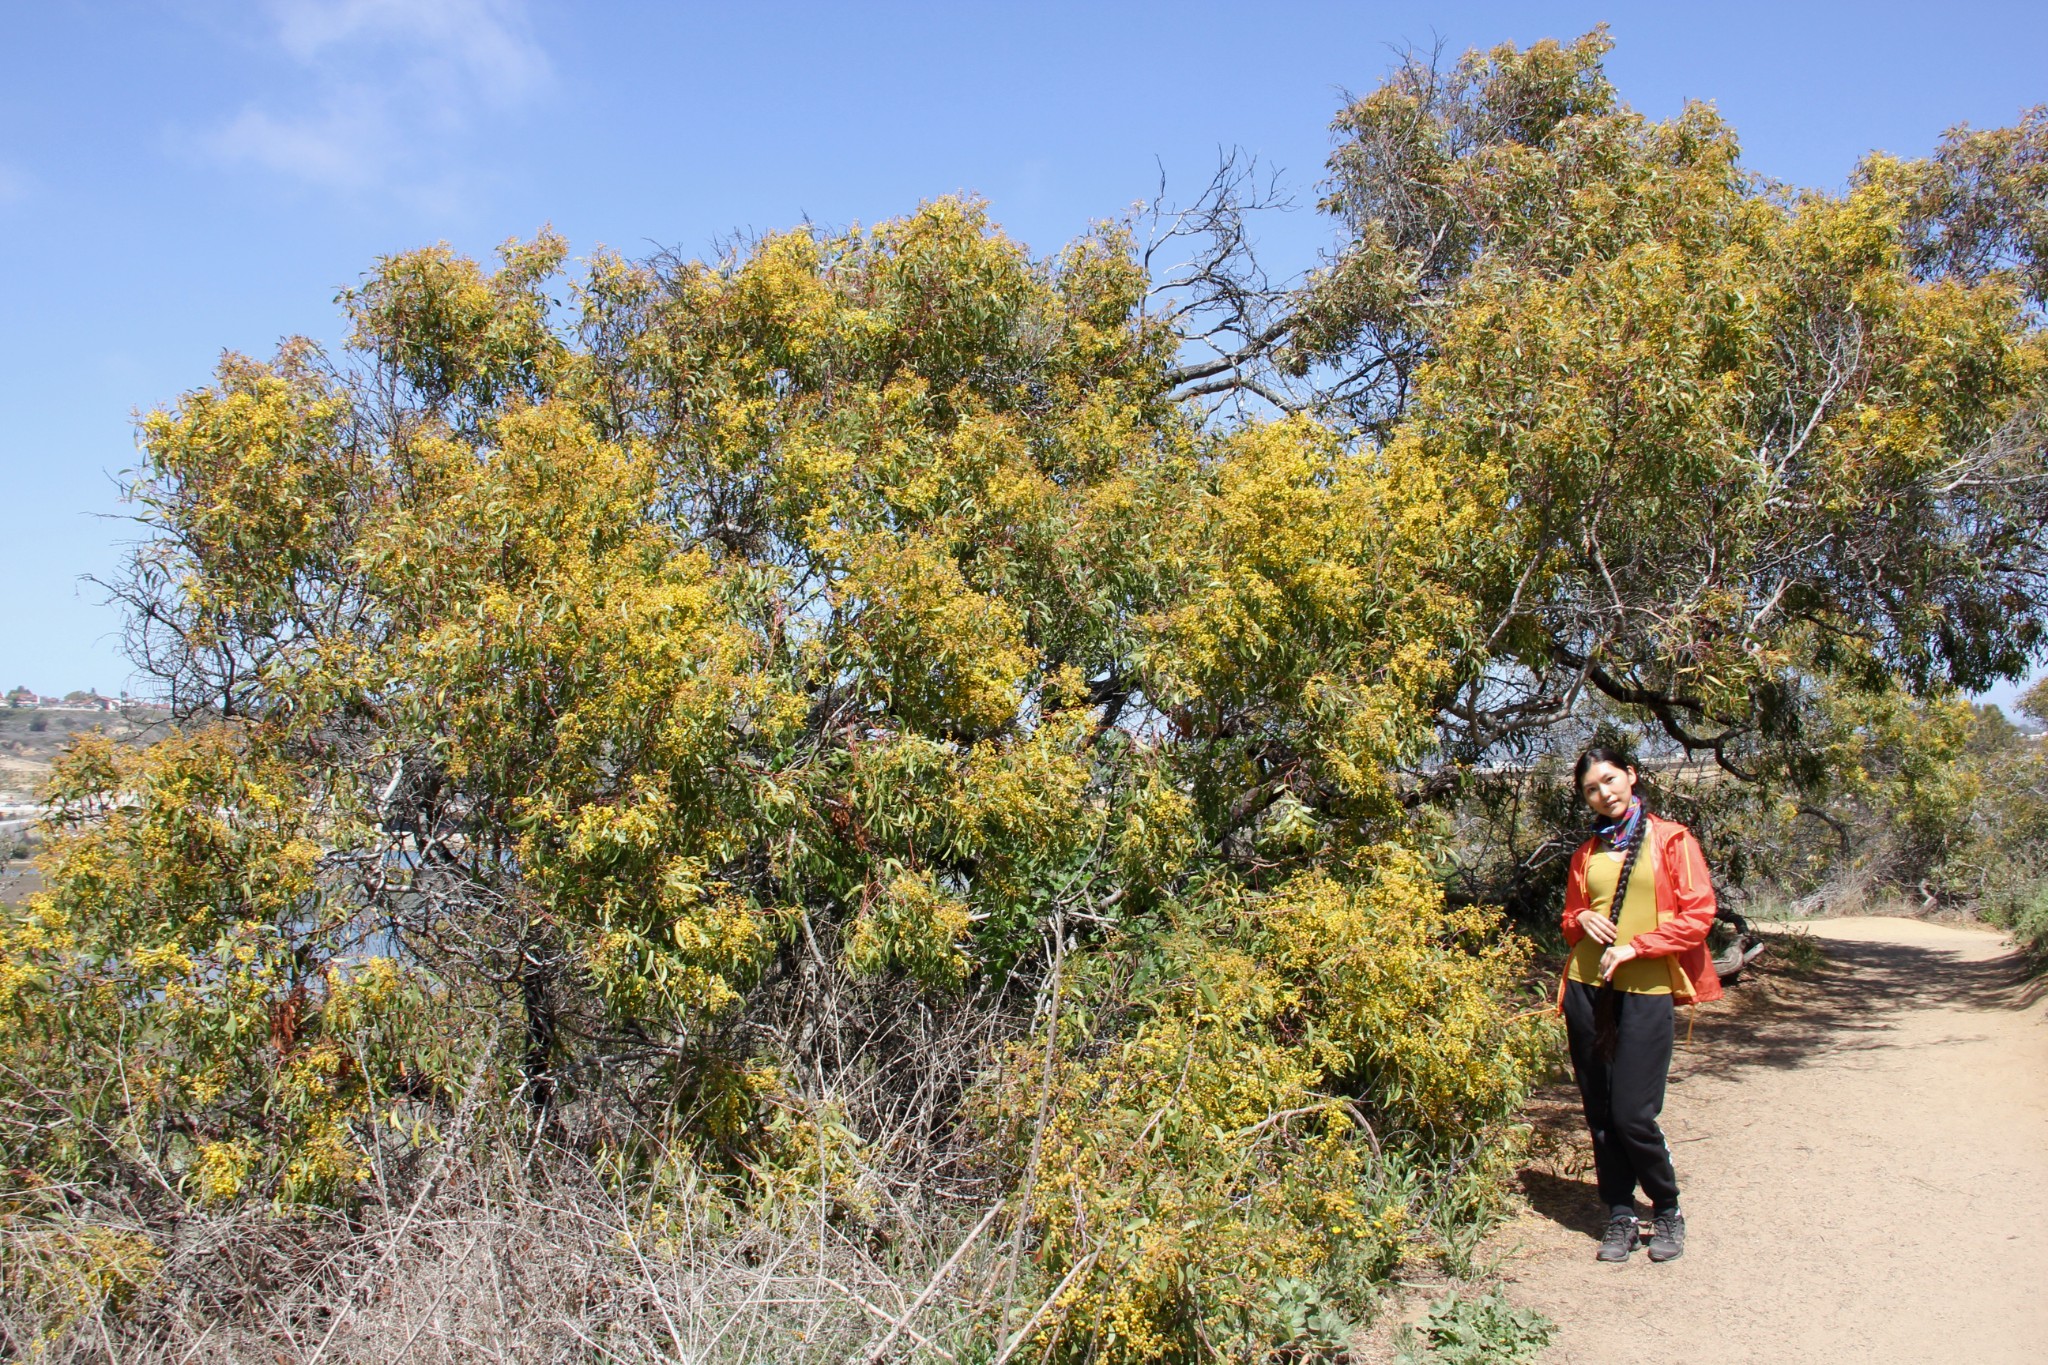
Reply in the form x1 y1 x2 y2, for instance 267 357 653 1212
1558 813 1724 1006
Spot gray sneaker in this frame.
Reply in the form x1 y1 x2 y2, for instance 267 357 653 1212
1648 1208 1685 1262
1597 1212 1639 1262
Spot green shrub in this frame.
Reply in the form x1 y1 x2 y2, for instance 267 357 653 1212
1985 877 2048 965
1397 1289 1554 1365
978 857 1548 1362
1770 927 1828 976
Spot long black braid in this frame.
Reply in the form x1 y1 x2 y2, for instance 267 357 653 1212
1591 803 1650 1063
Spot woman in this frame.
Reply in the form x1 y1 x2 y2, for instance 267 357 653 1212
1558 746 1722 1264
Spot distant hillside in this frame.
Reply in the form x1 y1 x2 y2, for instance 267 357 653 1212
0 700 172 782
1 702 175 901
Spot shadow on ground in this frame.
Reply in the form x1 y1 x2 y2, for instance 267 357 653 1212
1674 931 2033 1084
1515 924 2034 1242
1516 1169 1611 1240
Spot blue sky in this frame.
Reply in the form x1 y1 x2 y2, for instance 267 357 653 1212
3 1 2044 709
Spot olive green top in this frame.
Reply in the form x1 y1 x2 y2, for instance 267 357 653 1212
1568 844 1672 994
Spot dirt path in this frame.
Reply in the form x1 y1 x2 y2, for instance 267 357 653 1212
1489 916 2048 1365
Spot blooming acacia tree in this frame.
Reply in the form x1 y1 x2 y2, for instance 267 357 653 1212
1188 30 2048 785
7 33 2047 1361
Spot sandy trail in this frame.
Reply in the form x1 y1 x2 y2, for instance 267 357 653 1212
1489 916 2048 1365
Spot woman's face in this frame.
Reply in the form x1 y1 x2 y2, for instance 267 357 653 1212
1580 760 1637 821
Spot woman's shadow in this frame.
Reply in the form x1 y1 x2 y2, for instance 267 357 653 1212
1517 1168 1611 1240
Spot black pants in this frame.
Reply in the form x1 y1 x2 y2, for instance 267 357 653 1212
1562 979 1679 1212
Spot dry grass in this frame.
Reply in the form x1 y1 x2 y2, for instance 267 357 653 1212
0 975 1082 1364
0 1122 1061 1364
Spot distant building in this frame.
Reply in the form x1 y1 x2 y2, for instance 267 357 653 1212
7 689 132 712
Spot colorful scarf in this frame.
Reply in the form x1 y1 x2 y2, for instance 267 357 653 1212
1590 793 1647 1064
1593 795 1644 851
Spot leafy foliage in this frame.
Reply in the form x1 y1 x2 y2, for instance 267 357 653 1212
1264 30 2048 788
8 196 1532 1358
5 30 2047 1362
980 857 1546 1360
1396 1289 1555 1365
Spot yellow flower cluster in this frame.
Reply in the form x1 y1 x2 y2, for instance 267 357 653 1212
981 856 1546 1361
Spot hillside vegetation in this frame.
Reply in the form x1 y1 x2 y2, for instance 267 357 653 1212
3 32 2045 1362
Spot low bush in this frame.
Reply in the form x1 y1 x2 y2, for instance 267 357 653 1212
1396 1289 1555 1365
1767 927 1829 976
978 858 1549 1361
1983 874 2048 965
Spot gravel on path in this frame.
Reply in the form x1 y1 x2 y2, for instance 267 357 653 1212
1489 916 2048 1365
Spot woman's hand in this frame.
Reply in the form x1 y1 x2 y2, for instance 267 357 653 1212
1577 910 1617 945
1599 944 1639 981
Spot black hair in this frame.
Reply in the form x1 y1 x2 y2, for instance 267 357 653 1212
1573 744 1637 795
1575 744 1648 1063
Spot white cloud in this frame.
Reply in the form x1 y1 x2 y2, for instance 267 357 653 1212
207 93 388 191
201 0 550 195
270 0 549 105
